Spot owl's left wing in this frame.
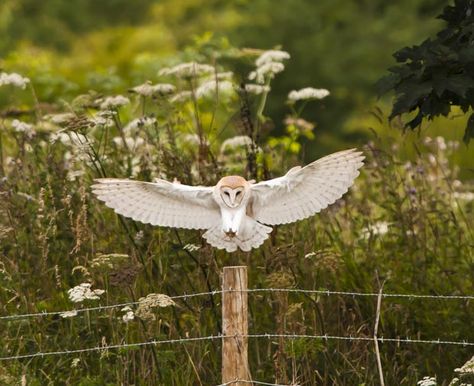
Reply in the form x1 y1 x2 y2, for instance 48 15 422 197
92 178 220 229
250 149 364 225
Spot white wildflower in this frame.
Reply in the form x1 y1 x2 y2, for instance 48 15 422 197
90 111 115 128
435 136 447 151
99 95 130 110
182 133 209 146
288 87 330 102
131 81 176 97
417 376 437 386
249 62 285 84
159 62 214 78
183 244 201 252
170 91 192 103
244 84 271 95
11 119 35 136
255 50 290 67
362 221 389 239
453 192 474 201
67 283 105 303
71 358 81 368
124 117 157 134
0 72 30 89
203 71 234 81
196 79 234 98
60 310 78 318
221 135 254 153
113 136 145 150
121 306 135 323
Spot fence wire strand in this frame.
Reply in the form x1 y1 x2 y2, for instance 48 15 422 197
1 287 472 322
1 333 472 362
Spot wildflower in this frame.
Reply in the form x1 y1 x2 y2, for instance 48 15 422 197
249 62 285 84
170 91 192 103
11 119 35 136
453 192 474 201
417 376 437 386
362 221 390 238
196 79 234 98
182 133 209 147
183 243 201 252
130 81 176 97
60 310 78 318
244 84 271 95
220 135 254 153
284 117 315 131
91 111 116 128
71 358 81 368
288 87 330 102
0 72 30 89
255 50 290 67
203 71 234 81
435 136 447 151
124 117 157 134
99 95 130 110
121 306 135 323
44 113 75 124
67 283 105 303
159 62 214 78
136 293 175 321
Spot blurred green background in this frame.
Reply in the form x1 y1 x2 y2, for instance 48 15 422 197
4 0 473 168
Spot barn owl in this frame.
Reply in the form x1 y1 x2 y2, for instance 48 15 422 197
92 148 364 252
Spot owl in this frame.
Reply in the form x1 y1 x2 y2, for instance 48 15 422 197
92 148 364 252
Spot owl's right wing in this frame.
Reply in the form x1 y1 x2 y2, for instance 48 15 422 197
250 149 364 225
92 178 220 229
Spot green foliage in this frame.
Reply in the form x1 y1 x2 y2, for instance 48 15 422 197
0 47 473 384
377 0 474 143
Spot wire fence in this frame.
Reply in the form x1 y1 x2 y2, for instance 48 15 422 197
1 287 473 322
1 287 473 364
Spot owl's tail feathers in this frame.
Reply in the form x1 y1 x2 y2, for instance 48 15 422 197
203 217 272 252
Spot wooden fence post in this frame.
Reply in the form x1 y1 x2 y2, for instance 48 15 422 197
222 266 250 385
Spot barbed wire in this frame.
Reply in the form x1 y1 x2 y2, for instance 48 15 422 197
244 288 474 300
0 333 472 362
0 290 220 321
218 379 297 386
1 287 472 322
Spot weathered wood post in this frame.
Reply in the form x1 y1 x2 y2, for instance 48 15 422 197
222 266 250 385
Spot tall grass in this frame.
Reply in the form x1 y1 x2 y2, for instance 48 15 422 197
0 49 472 385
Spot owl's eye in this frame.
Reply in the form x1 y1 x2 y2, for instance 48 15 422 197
224 191 230 196
235 191 241 196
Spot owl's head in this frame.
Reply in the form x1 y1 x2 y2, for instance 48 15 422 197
216 176 249 208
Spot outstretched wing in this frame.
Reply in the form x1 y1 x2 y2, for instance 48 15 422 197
92 178 220 229
250 149 364 225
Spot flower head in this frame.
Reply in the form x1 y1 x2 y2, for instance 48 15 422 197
288 87 330 102
67 283 105 303
244 84 271 95
11 119 35 136
99 95 130 110
0 72 30 89
255 50 290 67
249 62 285 84
196 79 234 98
130 81 176 97
159 62 214 78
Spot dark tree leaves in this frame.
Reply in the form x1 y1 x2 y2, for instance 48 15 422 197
377 0 474 144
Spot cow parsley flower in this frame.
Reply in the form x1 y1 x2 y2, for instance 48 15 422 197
362 221 390 239
170 91 192 103
11 119 35 136
131 81 176 97
159 62 214 78
67 283 105 303
255 50 290 67
417 376 437 386
221 135 254 153
0 72 30 89
124 117 157 134
249 62 285 84
99 95 130 110
121 306 135 323
244 84 271 95
196 79 234 98
113 136 145 149
288 87 330 101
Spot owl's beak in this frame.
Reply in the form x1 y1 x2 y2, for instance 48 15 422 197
225 230 237 238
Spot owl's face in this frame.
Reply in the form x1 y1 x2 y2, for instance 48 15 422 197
220 186 245 208
216 175 249 209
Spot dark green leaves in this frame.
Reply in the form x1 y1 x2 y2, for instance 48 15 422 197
378 0 474 144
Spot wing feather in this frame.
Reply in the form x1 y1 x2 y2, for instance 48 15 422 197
92 178 220 229
251 149 364 225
